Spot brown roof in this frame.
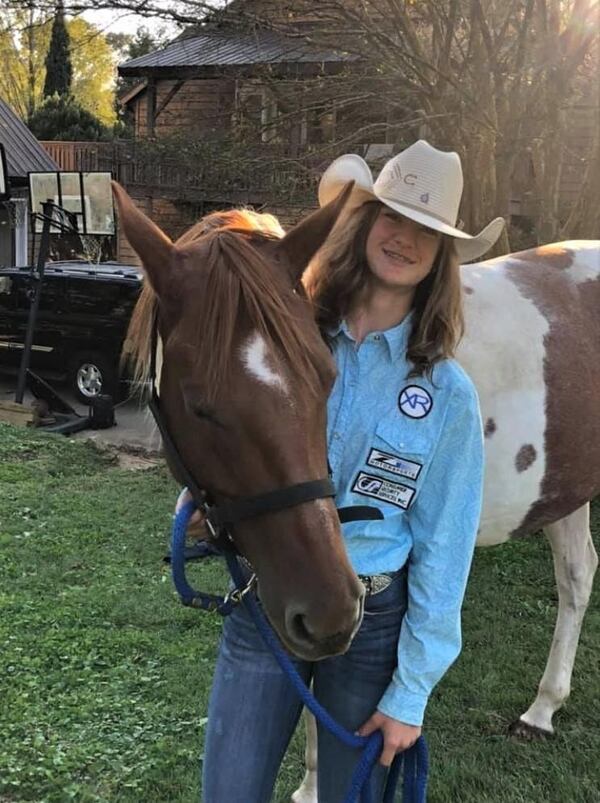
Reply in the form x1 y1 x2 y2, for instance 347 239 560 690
119 28 357 76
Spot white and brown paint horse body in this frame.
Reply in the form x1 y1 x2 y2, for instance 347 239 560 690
293 241 600 803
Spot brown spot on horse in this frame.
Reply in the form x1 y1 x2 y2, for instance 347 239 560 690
507 255 600 535
515 444 537 472
513 245 574 270
484 418 496 438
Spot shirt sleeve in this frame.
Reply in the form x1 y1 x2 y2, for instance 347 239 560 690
377 381 484 726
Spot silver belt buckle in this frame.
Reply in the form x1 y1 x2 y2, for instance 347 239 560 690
359 573 394 596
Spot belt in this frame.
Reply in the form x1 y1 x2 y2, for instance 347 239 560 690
358 572 396 596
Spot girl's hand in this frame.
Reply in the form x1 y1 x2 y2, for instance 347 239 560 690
358 711 422 767
175 488 208 540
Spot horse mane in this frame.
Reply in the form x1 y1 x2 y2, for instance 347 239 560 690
124 208 321 399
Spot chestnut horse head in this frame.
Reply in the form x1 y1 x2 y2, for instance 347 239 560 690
113 183 364 659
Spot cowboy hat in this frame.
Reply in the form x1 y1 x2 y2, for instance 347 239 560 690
318 139 505 263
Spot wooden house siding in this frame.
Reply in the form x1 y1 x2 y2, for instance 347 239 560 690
149 79 236 138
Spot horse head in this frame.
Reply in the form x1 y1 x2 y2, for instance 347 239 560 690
113 182 364 659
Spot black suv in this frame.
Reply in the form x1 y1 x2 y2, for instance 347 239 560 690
0 260 142 403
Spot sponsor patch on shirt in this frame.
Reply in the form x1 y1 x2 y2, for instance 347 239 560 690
398 385 433 419
367 448 423 480
352 471 416 510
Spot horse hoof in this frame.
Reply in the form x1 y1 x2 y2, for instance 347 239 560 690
508 718 553 740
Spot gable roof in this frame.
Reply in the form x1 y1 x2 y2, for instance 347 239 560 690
119 28 356 76
0 99 58 181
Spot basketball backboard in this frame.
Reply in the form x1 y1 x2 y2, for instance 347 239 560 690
0 143 10 201
29 171 114 235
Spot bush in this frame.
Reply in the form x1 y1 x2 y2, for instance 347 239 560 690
28 94 111 141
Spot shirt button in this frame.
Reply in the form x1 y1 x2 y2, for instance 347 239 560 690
374 334 381 341
333 432 341 440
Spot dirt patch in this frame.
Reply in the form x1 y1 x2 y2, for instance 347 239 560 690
99 443 164 471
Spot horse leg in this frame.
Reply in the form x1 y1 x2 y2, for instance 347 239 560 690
511 502 597 737
291 708 318 803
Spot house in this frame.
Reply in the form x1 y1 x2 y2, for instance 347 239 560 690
118 25 364 158
0 99 58 267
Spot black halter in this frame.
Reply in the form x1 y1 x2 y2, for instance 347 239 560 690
148 315 380 549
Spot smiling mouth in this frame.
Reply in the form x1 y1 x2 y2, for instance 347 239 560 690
382 247 416 265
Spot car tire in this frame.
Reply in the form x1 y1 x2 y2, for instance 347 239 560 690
69 351 117 405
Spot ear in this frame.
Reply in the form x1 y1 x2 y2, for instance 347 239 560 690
112 181 174 298
275 181 355 283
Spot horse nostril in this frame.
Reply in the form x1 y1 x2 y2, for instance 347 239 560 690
287 609 313 645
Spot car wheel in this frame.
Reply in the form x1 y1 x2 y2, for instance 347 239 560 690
69 352 116 405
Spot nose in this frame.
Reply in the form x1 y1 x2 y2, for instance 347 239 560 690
283 587 365 659
393 220 418 250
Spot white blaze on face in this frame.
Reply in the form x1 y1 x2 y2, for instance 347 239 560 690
241 332 289 393
457 258 549 546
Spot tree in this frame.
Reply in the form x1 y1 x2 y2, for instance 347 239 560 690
28 93 110 139
110 25 172 99
43 0 72 97
0 8 117 124
69 17 117 124
234 0 599 247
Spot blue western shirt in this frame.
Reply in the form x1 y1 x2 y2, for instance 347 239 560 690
327 314 484 726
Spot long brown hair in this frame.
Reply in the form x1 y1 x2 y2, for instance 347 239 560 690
304 200 464 377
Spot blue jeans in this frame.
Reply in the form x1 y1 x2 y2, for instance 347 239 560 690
201 567 408 803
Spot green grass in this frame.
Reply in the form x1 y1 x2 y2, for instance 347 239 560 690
0 422 598 802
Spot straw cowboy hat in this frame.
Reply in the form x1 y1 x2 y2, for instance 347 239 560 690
318 139 505 263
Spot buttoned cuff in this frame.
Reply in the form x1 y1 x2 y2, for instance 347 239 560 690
377 682 428 727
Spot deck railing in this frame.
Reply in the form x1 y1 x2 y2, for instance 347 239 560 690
40 140 321 202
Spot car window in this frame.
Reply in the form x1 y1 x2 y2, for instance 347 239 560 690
12 273 65 313
67 277 125 316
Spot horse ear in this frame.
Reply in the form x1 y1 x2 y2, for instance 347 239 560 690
275 181 355 282
112 181 174 298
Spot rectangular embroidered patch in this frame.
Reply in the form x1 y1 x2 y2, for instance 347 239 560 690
352 471 416 510
366 448 423 480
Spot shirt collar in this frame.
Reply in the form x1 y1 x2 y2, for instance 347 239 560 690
328 311 414 359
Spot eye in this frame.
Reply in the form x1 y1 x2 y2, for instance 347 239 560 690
419 224 440 239
192 404 223 426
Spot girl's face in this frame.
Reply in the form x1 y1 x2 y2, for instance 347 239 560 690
365 207 442 292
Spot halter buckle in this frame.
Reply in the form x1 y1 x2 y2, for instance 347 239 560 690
224 573 257 606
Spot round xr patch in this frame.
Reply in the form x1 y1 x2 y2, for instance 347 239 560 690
398 385 433 419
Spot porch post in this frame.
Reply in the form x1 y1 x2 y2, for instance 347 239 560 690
147 78 157 136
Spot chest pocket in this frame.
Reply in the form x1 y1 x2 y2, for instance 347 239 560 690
366 416 434 493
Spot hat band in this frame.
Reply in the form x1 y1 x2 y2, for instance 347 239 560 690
377 194 457 230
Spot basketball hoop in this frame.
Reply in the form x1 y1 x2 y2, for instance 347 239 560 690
78 233 105 265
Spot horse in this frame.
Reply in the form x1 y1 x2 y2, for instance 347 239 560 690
292 241 600 803
111 181 368 661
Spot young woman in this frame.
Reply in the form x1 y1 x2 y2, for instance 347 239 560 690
197 140 505 801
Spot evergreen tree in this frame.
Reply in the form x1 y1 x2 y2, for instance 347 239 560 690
43 0 72 99
28 95 110 141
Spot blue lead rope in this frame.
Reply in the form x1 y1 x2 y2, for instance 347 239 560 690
171 500 429 803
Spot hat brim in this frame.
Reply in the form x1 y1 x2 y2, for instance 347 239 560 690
318 154 505 263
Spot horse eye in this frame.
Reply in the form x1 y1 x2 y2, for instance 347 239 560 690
193 404 226 428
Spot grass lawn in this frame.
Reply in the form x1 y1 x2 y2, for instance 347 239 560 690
0 423 599 803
